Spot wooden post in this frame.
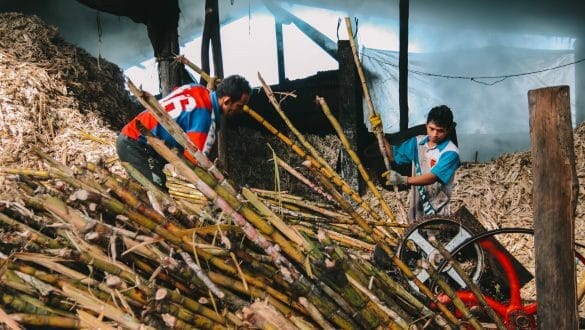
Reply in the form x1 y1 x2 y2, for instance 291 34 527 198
201 0 228 170
337 40 362 194
576 38 585 125
398 0 409 132
528 85 578 329
275 21 285 84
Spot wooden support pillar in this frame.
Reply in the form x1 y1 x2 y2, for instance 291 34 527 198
337 40 363 194
528 85 578 329
398 0 409 131
275 21 285 84
201 0 228 170
576 37 585 125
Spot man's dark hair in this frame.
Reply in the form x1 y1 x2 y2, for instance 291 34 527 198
427 105 454 129
216 75 251 100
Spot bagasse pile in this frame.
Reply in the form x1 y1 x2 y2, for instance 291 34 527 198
1 12 585 329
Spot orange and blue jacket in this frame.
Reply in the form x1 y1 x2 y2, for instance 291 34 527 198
120 83 220 165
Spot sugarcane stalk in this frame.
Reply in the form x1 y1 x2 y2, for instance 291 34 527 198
6 214 226 326
76 309 116 330
32 147 74 176
145 135 303 281
257 73 336 189
157 302 226 330
9 262 143 311
47 168 273 317
0 167 51 179
578 271 585 303
103 176 185 234
198 250 299 312
272 155 335 202
302 160 398 247
0 291 57 316
250 187 297 199
175 225 241 239
344 17 392 173
316 228 375 251
229 234 361 330
7 215 222 322
288 276 359 329
314 230 402 329
317 96 398 226
346 274 409 329
298 297 335 330
61 283 153 330
242 187 309 250
9 313 80 329
126 78 237 197
256 72 388 222
267 204 331 223
2 270 38 297
166 187 207 201
355 260 439 324
17 249 227 327
0 213 61 249
180 251 225 299
242 300 299 330
294 223 358 240
419 263 483 329
130 256 228 324
375 243 460 326
259 192 351 222
241 106 390 224
301 152 460 327
103 186 288 314
251 189 339 210
121 161 178 208
80 227 243 312
429 236 506 330
175 55 219 87
190 166 309 269
206 271 298 317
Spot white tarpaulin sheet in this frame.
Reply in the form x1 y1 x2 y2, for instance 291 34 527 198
361 47 575 161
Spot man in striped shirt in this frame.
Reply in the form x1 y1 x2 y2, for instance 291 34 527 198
116 75 251 190
383 105 460 222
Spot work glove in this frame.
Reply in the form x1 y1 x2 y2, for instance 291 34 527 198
382 170 407 186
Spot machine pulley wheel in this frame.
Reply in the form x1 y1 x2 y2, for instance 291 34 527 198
397 215 485 296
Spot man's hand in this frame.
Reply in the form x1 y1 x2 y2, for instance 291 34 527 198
381 170 408 186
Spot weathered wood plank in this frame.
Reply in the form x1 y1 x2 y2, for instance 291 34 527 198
528 85 578 329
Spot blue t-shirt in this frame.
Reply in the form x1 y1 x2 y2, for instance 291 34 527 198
393 135 460 221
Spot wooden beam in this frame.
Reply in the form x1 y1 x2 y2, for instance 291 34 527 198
576 38 585 125
275 21 285 84
528 85 578 329
201 0 229 170
263 0 338 61
337 40 362 194
399 0 409 131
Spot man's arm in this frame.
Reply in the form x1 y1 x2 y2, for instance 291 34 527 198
405 172 438 186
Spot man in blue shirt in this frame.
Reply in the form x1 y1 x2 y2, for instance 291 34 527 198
383 105 460 222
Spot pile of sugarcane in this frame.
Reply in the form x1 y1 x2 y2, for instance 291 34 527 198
0 63 520 330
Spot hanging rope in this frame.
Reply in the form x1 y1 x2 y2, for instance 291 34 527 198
361 52 585 86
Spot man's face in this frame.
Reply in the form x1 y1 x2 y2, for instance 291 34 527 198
426 121 448 145
221 93 250 117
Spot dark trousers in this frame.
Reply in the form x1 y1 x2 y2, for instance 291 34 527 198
116 134 167 190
